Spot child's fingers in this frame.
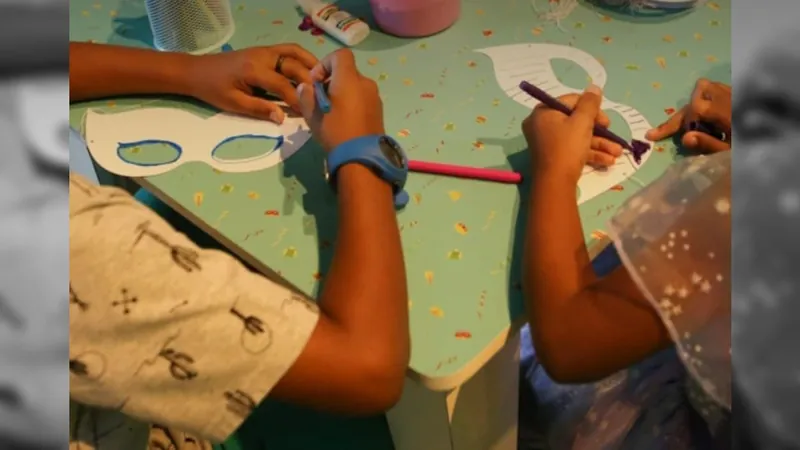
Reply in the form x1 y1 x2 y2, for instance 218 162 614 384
682 131 730 153
646 106 685 141
586 150 617 167
591 137 623 157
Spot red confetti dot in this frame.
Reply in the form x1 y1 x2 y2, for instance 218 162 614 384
664 107 676 115
610 185 624 191
455 330 472 339
420 92 435 99
265 210 280 216
482 29 493 37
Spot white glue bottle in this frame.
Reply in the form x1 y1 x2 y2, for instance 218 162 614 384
297 0 371 46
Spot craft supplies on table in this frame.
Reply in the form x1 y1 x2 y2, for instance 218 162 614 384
144 0 235 54
297 0 370 46
369 0 461 37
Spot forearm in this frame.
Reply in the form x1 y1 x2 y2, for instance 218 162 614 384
320 164 409 369
0 4 67 76
522 173 670 382
69 42 196 102
522 173 595 344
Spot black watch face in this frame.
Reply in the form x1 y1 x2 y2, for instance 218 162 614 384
379 136 405 168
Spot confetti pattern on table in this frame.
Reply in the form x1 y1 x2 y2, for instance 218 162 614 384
69 0 730 380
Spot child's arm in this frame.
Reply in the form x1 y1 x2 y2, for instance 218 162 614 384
69 42 197 102
523 174 670 384
69 169 406 443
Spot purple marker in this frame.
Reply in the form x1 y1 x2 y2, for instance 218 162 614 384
518 81 651 163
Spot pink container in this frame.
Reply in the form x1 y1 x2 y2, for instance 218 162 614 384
369 0 460 38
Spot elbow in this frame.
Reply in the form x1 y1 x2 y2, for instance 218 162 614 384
530 333 595 385
354 354 407 413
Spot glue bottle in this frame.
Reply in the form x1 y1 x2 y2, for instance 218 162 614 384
296 0 370 47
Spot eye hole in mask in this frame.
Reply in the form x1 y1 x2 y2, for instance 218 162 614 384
211 134 285 162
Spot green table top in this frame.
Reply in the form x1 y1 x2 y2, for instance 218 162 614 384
69 0 730 389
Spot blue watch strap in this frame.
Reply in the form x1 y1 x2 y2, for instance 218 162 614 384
327 135 409 208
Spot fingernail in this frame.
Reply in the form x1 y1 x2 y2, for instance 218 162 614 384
297 83 306 96
269 111 282 124
685 135 698 147
586 83 602 95
645 130 655 139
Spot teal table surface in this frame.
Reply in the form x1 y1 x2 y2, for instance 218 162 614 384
69 0 730 388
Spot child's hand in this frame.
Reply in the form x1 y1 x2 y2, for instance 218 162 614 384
186 44 319 124
295 49 385 153
646 78 732 153
522 85 623 183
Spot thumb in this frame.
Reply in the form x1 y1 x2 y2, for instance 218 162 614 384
570 84 603 129
230 92 285 123
296 83 317 121
682 131 730 153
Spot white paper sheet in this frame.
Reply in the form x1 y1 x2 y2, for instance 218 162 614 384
477 43 654 205
84 107 311 177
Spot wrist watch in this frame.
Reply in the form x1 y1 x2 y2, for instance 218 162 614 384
324 134 410 208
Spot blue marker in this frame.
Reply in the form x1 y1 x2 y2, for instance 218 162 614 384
313 81 331 113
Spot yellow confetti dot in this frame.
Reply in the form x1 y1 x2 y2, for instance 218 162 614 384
448 191 462 201
93 3 102 9
417 42 428 49
212 168 223 174
705 55 718 63
283 247 297 257
424 271 434 284
429 306 444 318
662 35 674 43
448 249 463 260
574 22 585 29
531 27 543 35
600 15 612 22
367 57 378 65
408 300 413 309
454 223 468 235
378 72 389 81
651 82 662 89
220 183 234 193
492 98 501 106
709 20 720 26
258 8 267 14
109 10 118 17
656 57 667 69
694 33 703 41
247 191 260 200
397 128 410 138
678 50 689 58
413 193 422 204
706 1 720 10
81 10 90 16
625 63 640 71
129 147 141 154
402 78 414 86
590 230 608 240
476 8 485 15
475 115 487 124
443 122 456 131
316 37 325 45
398 55 407 64
106 100 116 108
193 192 204 206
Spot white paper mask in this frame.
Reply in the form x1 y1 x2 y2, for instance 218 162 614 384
477 43 655 205
84 107 311 177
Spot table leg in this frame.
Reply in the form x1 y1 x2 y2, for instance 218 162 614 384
387 333 521 450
